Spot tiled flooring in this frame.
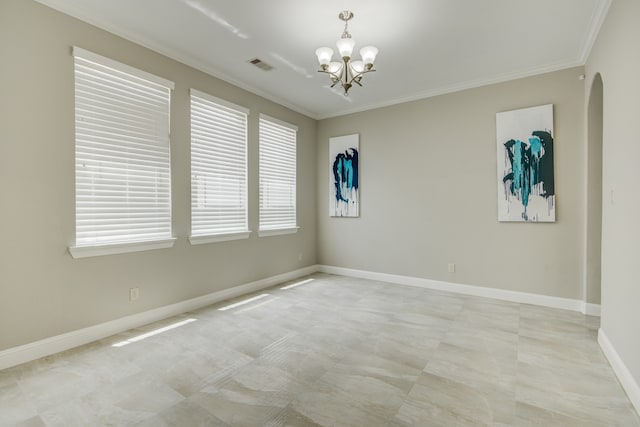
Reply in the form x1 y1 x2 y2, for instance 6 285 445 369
1 273 639 426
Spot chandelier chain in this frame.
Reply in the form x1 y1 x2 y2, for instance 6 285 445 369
342 19 350 39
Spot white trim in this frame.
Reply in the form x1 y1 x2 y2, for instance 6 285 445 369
318 265 587 313
0 265 319 371
583 302 601 317
43 0 316 119
69 238 176 259
41 2 608 121
259 113 299 131
258 227 299 237
43 3 605 121
598 328 640 416
190 88 250 115
314 60 584 120
577 0 612 64
0 263 611 371
189 231 251 245
72 46 174 89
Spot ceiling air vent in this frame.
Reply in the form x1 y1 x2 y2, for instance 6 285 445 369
248 58 274 71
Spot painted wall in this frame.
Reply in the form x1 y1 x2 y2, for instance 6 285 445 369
317 67 586 299
0 0 317 351
585 74 603 305
586 0 640 393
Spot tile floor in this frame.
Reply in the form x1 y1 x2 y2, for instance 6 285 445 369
1 273 638 426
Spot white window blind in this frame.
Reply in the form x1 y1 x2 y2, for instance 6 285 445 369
190 89 249 241
259 114 298 234
72 47 174 249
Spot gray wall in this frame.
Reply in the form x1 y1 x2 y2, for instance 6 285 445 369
586 0 640 391
317 67 586 300
0 0 317 351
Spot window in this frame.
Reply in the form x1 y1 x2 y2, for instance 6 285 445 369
189 89 249 244
258 114 298 236
70 47 175 258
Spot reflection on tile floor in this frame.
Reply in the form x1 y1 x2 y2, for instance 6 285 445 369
1 273 638 426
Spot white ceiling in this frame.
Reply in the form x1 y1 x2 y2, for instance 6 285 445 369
35 0 610 119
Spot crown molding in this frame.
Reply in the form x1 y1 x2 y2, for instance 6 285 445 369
33 0 610 122
315 60 584 120
32 0 318 119
577 0 612 64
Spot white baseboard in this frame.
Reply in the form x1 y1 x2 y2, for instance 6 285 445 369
0 264 601 372
0 265 319 371
598 328 640 416
583 302 601 317
318 265 595 314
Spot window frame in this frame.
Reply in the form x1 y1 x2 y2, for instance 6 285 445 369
258 114 299 237
188 89 250 245
69 47 175 259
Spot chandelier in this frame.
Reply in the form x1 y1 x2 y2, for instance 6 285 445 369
315 11 378 96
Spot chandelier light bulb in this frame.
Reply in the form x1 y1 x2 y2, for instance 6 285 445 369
336 38 356 59
360 46 379 67
315 47 333 67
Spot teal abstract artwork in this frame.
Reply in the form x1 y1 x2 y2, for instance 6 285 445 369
496 104 555 222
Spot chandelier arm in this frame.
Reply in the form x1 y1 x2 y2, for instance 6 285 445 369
318 69 347 91
317 69 344 81
346 68 376 86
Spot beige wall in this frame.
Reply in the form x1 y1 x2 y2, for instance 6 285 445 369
2 2 635 391
585 74 603 305
586 0 640 389
0 0 317 351
317 67 586 299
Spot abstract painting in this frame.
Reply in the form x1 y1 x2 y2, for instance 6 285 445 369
496 104 555 222
329 134 359 217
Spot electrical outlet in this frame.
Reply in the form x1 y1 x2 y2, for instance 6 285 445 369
448 263 456 273
298 253 303 262
129 287 139 301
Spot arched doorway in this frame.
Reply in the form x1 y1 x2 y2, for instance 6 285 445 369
586 73 603 309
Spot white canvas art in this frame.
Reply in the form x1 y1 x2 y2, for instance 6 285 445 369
329 134 359 217
496 104 555 222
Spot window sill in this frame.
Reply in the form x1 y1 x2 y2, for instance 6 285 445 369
189 231 251 245
258 227 299 237
69 238 176 259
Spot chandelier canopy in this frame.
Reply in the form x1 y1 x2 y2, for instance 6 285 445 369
315 11 378 96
